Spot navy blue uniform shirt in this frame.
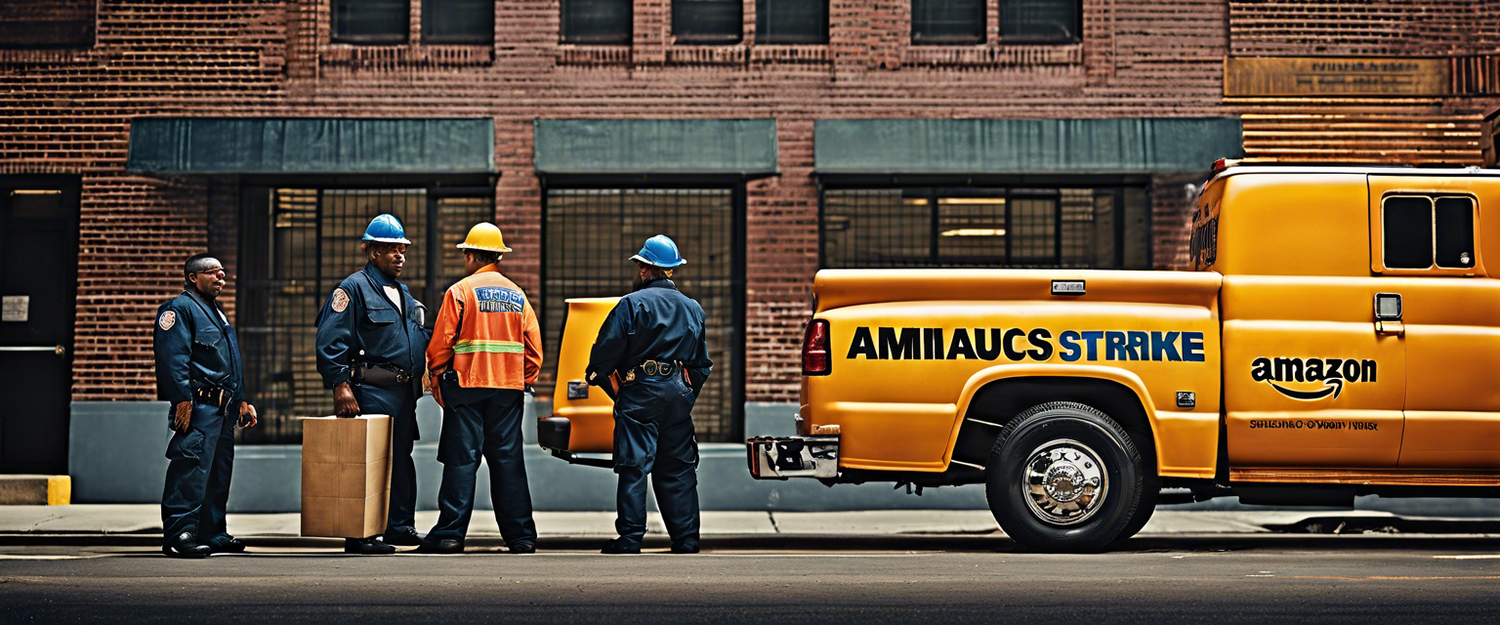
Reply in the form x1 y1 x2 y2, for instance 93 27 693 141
315 263 430 389
586 279 712 397
154 289 243 406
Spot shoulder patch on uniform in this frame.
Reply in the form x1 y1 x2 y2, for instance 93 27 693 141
158 310 177 331
331 288 350 313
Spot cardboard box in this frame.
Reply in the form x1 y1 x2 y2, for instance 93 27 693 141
300 415 392 539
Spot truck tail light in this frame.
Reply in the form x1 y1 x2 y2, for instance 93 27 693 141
801 319 831 376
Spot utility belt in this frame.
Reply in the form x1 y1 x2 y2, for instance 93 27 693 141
192 383 234 411
352 361 413 387
621 359 682 384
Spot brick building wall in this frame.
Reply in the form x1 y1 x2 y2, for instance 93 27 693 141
21 1 1488 410
1227 0 1500 165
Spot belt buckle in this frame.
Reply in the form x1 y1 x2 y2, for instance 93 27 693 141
642 361 658 376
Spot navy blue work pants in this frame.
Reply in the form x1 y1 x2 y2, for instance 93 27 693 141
162 400 235 543
427 380 537 546
354 382 419 536
612 377 700 549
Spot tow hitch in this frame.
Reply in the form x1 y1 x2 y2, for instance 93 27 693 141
746 436 839 479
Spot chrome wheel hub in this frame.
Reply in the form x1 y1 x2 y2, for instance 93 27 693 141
1023 439 1107 526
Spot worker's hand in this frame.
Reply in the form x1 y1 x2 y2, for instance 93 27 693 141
238 401 258 428
430 376 445 409
170 401 192 434
334 382 361 418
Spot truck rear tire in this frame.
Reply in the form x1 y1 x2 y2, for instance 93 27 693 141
985 401 1146 552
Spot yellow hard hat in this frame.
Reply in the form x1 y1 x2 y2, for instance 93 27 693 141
456 222 512 254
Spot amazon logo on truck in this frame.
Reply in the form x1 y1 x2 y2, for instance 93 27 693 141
1250 356 1376 400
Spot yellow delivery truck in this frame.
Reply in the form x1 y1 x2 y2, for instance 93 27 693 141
542 164 1500 551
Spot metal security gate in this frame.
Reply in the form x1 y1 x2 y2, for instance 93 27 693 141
543 187 743 442
237 186 493 444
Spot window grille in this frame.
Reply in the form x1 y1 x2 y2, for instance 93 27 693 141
0 0 94 49
422 0 494 44
332 0 410 44
755 0 828 44
1000 0 1081 43
673 0 742 45
822 186 1148 269
911 0 985 45
237 187 493 444
561 0 632 44
543 188 741 442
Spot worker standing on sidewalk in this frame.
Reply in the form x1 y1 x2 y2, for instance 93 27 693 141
587 235 712 554
418 223 542 554
314 214 430 555
154 253 257 558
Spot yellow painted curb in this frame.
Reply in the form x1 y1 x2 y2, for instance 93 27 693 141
47 476 71 506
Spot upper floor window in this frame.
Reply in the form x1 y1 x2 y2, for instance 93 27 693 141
561 0 632 45
674 0 742 45
0 0 94 49
422 0 494 44
332 0 410 44
1382 195 1476 271
756 0 828 44
911 0 985 46
1000 0 1081 43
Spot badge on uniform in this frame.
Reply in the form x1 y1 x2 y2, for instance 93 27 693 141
158 310 176 331
330 288 350 313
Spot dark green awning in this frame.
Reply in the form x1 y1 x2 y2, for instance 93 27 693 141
534 119 777 175
814 118 1243 174
126 118 495 174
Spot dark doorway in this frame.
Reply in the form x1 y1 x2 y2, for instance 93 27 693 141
0 179 80 474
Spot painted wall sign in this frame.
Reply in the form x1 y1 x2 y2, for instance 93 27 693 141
1225 57 1449 97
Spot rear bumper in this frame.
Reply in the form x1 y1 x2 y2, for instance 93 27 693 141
538 417 614 469
746 435 839 479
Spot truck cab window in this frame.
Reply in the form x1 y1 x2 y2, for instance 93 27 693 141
1434 197 1475 269
1382 195 1476 271
1382 196 1432 269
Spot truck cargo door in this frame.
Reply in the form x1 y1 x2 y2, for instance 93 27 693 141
1221 275 1407 468
1367 176 1500 469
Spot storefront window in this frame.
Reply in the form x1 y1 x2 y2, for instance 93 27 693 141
543 187 742 441
236 187 492 444
822 186 1149 269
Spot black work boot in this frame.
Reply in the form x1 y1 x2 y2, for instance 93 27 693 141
415 538 465 554
162 532 213 558
203 534 246 554
344 537 396 555
600 537 640 554
383 527 423 547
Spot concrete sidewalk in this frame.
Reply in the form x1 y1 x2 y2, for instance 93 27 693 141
0 504 1461 538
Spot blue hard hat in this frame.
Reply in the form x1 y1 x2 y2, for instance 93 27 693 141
630 234 687 268
361 214 411 245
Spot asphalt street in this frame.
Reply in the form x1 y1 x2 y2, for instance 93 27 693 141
2 533 1498 624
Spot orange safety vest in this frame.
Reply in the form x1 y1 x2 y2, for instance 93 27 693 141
426 264 542 391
